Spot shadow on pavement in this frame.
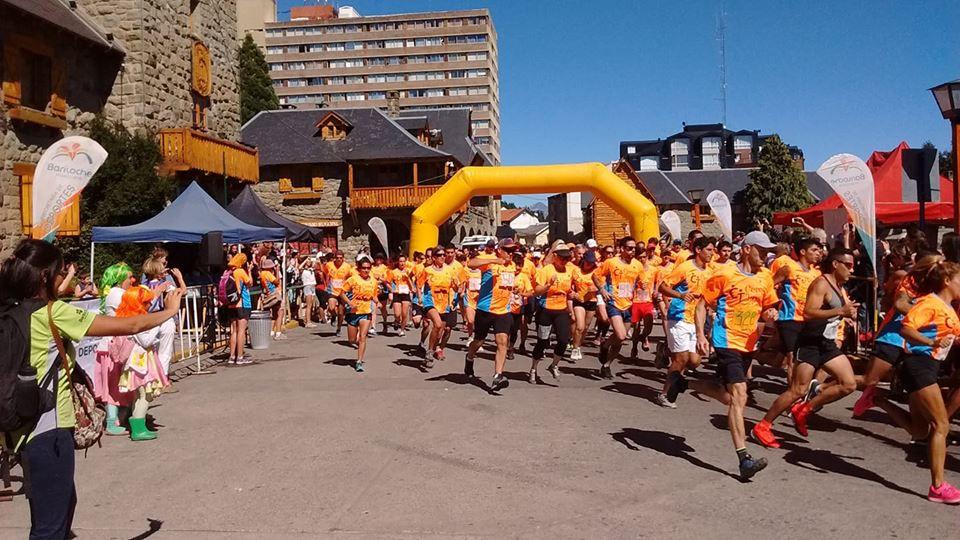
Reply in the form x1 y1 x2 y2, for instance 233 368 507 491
394 358 428 372
425 372 489 392
324 358 355 368
128 518 163 539
601 381 663 406
389 343 424 357
610 428 739 480
559 366 601 381
778 441 924 499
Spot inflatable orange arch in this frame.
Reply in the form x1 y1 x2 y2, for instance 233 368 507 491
409 162 659 254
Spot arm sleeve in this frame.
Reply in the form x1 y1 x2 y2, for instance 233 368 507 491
702 273 725 308
52 300 96 342
901 303 932 331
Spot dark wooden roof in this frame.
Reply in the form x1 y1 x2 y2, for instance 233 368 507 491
397 108 492 166
241 108 452 167
4 0 124 53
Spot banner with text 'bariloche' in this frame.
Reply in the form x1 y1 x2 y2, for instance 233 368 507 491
706 190 732 241
659 211 682 242
817 153 876 275
32 136 108 241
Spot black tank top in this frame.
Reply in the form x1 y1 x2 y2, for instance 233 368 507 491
800 276 845 340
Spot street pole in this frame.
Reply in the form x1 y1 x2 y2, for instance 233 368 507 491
954 119 960 232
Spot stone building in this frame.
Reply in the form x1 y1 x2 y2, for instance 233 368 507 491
241 105 496 257
1 0 255 258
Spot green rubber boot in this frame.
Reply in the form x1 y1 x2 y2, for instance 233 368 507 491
105 404 126 436
129 417 157 441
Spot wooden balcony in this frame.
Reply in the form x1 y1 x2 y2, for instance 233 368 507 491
349 184 442 209
159 128 260 183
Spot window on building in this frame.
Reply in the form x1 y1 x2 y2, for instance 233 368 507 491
289 79 307 87
734 135 753 149
447 18 464 26
447 53 466 62
270 63 283 71
385 73 404 82
425 71 444 80
702 153 720 168
449 70 466 79
370 23 386 31
343 25 359 33
472 120 490 130
287 62 305 70
467 52 488 61
266 47 283 55
626 146 636 154
346 92 365 101
408 72 427 81
343 59 364 68
448 87 468 96
426 54 444 63
368 91 386 100
385 39 403 49
327 77 345 85
328 25 344 34
344 41 362 50
367 74 386 83
406 89 427 98
345 76 363 85
467 86 488 95
639 156 659 171
368 57 386 66
408 55 426 64
329 60 347 68
327 42 345 52
307 77 322 86
305 27 321 35
671 139 689 169
702 136 720 152
328 93 345 102
475 136 491 145
266 29 283 37
426 88 444 97
385 56 402 65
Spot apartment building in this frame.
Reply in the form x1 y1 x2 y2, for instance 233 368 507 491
263 7 501 164
620 123 804 173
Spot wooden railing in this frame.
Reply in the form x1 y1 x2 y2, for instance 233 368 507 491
158 128 259 183
349 184 443 209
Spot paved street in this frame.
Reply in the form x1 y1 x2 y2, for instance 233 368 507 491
3 324 957 539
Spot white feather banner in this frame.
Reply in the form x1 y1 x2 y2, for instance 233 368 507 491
368 217 389 258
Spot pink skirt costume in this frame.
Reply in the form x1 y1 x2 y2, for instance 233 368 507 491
117 327 170 400
94 336 136 406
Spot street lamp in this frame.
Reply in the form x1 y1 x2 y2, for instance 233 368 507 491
929 79 960 231
688 189 704 231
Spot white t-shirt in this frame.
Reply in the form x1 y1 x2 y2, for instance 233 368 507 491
104 287 125 316
301 268 317 287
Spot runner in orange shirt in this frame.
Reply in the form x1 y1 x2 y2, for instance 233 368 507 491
389 255 414 336
417 248 459 367
370 252 391 336
508 250 534 360
323 251 354 337
530 240 576 383
339 259 379 372
464 238 517 392
593 236 643 379
570 250 599 362
629 249 657 358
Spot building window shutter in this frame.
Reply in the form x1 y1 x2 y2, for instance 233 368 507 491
279 178 293 193
18 164 33 235
311 177 324 191
50 62 67 118
3 44 22 107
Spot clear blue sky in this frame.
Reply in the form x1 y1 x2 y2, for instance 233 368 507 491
278 0 960 206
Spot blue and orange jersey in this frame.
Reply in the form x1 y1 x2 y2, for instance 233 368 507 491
664 259 712 323
771 255 820 322
418 264 458 313
594 256 642 311
510 272 533 314
535 263 575 310
341 274 378 315
876 275 919 348
324 261 355 295
464 266 482 309
902 293 960 360
371 263 390 293
704 265 777 352
476 255 515 315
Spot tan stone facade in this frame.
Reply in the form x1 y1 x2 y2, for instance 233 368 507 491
0 0 244 259
263 8 500 164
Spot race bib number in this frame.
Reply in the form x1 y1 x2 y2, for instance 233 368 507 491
934 335 956 361
331 279 344 290
397 284 410 294
824 319 841 340
617 283 634 299
636 289 651 303
468 277 481 291
500 272 515 287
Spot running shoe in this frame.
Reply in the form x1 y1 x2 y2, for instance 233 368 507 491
528 370 538 384
235 357 255 366
491 373 509 392
464 358 475 377
506 350 515 360
750 421 781 449
654 342 668 369
415 344 427 357
425 356 435 369
355 361 365 373
738 456 768 480
665 375 687 403
600 365 614 379
368 328 378 336
790 401 811 437
398 329 406 337
927 482 960 504
642 339 650 352
434 349 446 361
852 385 876 418
335 329 342 337
630 345 639 359
570 347 583 362
804 379 822 402
547 363 560 380
656 393 677 409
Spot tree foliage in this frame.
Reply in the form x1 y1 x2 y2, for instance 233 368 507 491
500 200 518 209
239 34 279 124
742 135 812 226
59 117 177 276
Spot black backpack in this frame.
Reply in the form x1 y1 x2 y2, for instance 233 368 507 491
0 298 56 434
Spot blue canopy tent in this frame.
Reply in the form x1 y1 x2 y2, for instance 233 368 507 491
92 182 285 244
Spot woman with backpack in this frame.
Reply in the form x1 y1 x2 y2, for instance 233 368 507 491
1 239 183 539
223 253 254 365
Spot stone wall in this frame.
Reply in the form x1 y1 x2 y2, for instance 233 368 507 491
79 0 241 140
0 8 121 258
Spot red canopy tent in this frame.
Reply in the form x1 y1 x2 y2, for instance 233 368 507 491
773 142 955 227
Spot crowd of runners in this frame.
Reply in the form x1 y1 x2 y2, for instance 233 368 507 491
271 227 960 501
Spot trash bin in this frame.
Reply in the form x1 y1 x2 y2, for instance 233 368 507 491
249 310 272 350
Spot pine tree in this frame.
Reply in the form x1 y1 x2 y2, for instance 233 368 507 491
743 135 812 227
239 33 279 125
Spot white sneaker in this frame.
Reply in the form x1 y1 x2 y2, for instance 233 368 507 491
656 393 677 409
570 347 583 361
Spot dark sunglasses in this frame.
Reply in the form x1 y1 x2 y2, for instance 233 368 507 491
622 246 636 251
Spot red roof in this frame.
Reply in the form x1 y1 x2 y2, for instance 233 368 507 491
500 208 526 224
773 142 954 227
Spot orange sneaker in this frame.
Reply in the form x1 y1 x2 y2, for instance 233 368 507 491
790 401 811 437
750 420 781 449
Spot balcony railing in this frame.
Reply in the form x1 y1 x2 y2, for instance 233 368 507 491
349 184 442 209
159 128 260 183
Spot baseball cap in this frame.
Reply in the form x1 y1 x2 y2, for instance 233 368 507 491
485 238 496 247
499 237 516 249
531 250 543 258
586 238 598 248
261 258 276 270
582 250 597 264
742 231 777 249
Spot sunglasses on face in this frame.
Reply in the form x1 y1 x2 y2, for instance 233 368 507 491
623 246 636 251
840 261 855 270
360 266 372 271
604 251 614 256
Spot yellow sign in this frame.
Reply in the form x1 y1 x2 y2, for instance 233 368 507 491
191 41 212 97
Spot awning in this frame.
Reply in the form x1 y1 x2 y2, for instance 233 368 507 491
226 185 326 241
